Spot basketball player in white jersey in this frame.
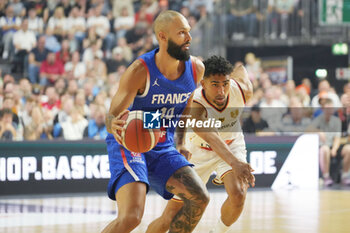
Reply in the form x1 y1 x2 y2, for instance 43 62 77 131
146 56 255 233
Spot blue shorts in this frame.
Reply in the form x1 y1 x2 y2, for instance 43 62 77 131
106 134 192 200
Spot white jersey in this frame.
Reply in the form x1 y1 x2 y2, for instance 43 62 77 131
189 79 246 149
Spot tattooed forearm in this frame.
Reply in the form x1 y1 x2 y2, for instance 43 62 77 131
105 113 115 133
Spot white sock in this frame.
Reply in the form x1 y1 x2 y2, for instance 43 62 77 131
210 217 230 233
323 173 330 178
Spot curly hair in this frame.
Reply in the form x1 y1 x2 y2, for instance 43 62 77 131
203 56 233 78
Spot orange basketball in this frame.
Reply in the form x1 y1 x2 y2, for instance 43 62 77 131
118 110 161 153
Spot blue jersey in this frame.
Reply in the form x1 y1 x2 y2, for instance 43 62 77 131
106 48 198 148
105 48 198 200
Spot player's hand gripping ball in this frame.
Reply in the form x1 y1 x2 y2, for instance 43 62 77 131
117 110 161 153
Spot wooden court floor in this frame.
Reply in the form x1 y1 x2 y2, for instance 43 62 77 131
1 188 349 233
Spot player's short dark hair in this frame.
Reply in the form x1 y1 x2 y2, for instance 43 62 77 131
203 56 233 78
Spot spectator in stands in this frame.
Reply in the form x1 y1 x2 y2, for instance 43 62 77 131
343 82 350 95
44 27 61 53
41 86 61 116
64 51 86 81
67 5 86 43
266 0 278 39
112 0 134 18
125 22 148 56
31 85 42 103
187 15 203 57
274 85 289 106
39 52 65 86
301 78 312 95
339 139 350 186
61 107 88 140
2 94 19 126
57 0 73 17
284 79 296 102
311 79 342 108
179 5 190 18
87 4 115 53
54 96 73 127
0 0 7 18
82 39 103 64
86 53 107 83
94 90 109 110
83 79 95 105
27 7 44 36
73 0 87 16
116 37 133 62
54 77 67 97
18 78 32 100
82 26 102 51
105 46 128 74
0 5 22 59
83 104 107 139
47 7 67 42
114 6 135 40
137 33 156 56
135 3 154 26
56 39 72 64
25 0 49 23
18 96 35 132
13 19 37 73
242 104 269 133
23 105 52 140
66 79 79 97
245 52 261 82
259 86 287 127
259 72 272 90
9 0 26 17
295 84 311 107
28 36 49 84
276 98 311 135
142 0 159 16
274 0 295 39
310 99 342 186
226 0 257 39
0 108 16 140
75 89 90 118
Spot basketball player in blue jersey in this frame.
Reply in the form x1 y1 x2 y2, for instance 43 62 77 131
102 11 210 233
146 56 255 233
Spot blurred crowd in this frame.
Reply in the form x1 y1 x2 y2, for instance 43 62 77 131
0 0 215 141
0 0 349 185
0 0 349 142
239 52 350 186
240 52 349 137
225 0 312 40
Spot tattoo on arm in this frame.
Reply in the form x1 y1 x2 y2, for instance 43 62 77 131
106 113 115 133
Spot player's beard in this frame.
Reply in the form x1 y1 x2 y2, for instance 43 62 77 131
167 39 190 61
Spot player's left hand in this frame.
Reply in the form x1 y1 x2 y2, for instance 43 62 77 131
177 145 192 161
232 161 255 188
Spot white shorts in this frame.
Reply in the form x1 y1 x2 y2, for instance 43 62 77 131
189 134 247 186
